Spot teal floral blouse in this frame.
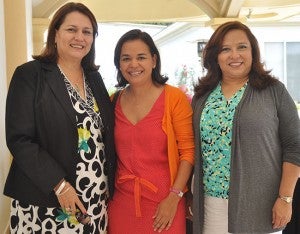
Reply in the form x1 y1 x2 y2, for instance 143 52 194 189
200 82 247 199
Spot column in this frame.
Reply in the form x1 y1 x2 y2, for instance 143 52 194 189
1 0 32 232
32 18 49 55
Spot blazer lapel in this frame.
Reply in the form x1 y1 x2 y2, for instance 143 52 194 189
42 63 76 126
86 71 109 128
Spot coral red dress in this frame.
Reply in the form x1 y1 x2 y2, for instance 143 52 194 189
108 91 185 234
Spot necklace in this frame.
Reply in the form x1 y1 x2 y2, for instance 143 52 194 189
57 64 86 97
74 83 81 93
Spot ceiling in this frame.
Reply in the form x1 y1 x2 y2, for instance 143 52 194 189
31 0 300 26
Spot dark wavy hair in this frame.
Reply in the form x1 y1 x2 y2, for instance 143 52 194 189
194 21 277 98
114 29 168 88
33 2 99 71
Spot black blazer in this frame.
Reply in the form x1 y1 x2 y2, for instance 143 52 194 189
4 60 116 207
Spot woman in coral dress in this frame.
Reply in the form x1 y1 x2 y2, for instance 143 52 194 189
108 29 195 234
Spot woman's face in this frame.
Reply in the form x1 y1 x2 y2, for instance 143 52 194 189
119 39 157 86
217 29 252 80
55 11 93 63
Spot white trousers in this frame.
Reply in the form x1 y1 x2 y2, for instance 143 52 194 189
203 195 282 234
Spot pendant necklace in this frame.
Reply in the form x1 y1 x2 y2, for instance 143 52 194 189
57 64 86 98
74 83 81 93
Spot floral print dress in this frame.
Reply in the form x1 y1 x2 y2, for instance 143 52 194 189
10 72 108 234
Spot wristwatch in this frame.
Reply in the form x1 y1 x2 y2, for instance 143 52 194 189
170 187 184 198
278 195 293 203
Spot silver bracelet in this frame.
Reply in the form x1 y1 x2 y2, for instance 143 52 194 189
57 186 71 196
55 180 66 196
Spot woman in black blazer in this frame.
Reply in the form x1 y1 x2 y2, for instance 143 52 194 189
4 2 116 233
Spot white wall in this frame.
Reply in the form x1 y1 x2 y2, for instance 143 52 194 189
0 0 11 232
252 25 300 66
157 26 213 86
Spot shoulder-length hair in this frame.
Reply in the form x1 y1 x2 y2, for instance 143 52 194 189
33 2 99 71
194 21 277 97
114 29 168 88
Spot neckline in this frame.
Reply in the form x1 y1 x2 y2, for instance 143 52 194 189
57 64 86 101
219 80 248 102
117 88 165 126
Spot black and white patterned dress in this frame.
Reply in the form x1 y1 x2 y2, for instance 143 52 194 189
10 72 108 234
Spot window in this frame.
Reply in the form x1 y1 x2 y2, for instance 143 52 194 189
286 42 300 102
264 42 300 102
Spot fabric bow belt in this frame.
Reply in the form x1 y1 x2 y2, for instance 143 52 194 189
118 174 158 217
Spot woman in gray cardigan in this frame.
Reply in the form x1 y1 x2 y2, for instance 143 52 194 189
191 21 300 234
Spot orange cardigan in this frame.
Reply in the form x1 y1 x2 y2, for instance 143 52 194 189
162 85 195 185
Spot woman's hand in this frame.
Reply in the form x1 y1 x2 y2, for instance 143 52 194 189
273 162 299 229
56 182 86 215
152 193 180 232
272 198 292 229
185 190 193 221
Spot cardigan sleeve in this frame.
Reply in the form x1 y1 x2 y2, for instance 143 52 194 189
275 83 300 165
171 88 195 165
163 85 195 184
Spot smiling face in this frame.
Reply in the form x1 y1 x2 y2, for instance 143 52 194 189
119 39 157 87
55 11 93 63
218 29 252 81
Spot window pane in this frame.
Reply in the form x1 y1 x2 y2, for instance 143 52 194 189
286 42 300 102
264 42 284 82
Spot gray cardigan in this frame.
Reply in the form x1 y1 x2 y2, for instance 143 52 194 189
192 81 300 233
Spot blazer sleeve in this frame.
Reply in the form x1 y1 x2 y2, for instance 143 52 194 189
6 62 66 195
